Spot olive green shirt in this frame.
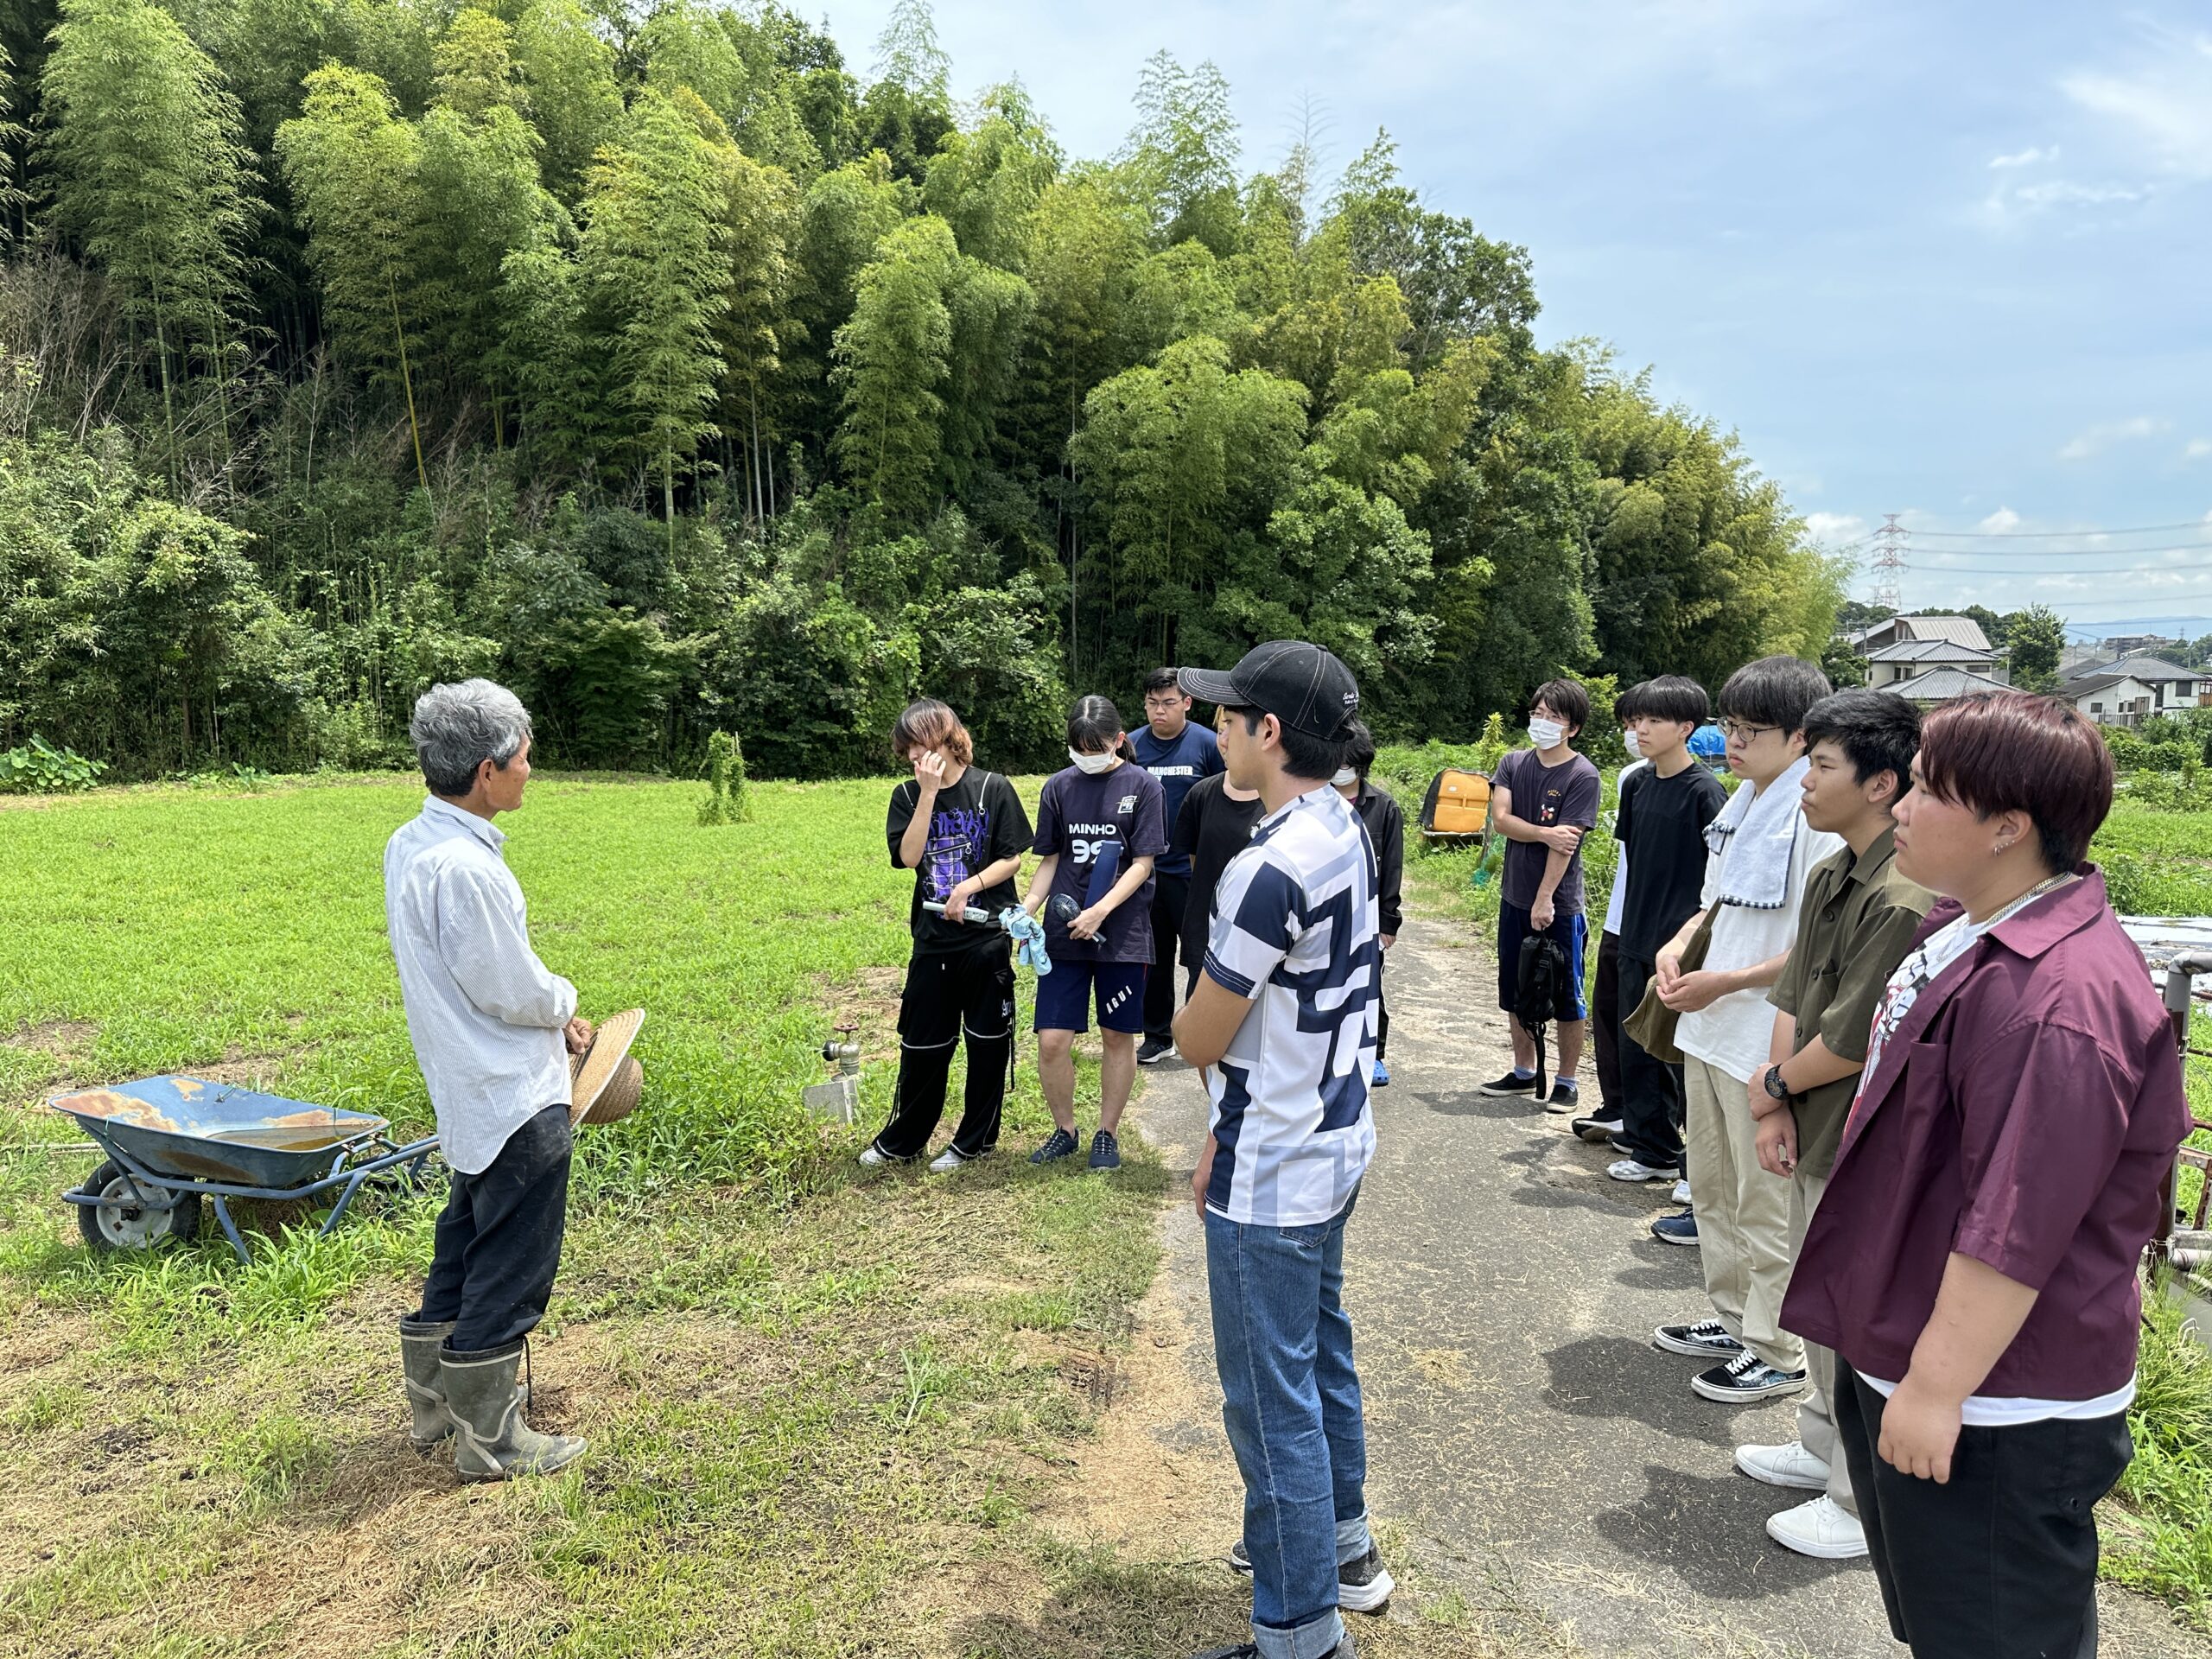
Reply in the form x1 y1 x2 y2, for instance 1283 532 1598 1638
1767 826 1936 1179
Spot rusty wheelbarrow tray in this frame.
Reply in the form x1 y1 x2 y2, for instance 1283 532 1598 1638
49 1076 440 1264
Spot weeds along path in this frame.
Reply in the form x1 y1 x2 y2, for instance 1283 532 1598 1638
1112 899 2212 1659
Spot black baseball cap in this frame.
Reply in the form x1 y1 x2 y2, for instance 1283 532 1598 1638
1178 641 1360 741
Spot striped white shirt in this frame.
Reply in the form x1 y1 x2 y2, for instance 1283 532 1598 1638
1201 784 1380 1226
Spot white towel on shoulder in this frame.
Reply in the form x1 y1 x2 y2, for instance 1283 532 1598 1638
1702 756 1809 912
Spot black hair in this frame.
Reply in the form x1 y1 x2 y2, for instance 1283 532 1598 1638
1529 677 1590 734
1717 655 1832 734
1067 695 1136 761
1614 683 1643 724
1342 717 1376 780
1222 705 1349 784
1801 689 1920 795
1635 675 1711 727
1141 666 1182 696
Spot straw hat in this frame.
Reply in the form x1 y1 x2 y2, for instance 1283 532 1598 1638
569 1008 645 1128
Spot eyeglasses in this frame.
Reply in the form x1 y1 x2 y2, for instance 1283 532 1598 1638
1143 696 1186 710
1718 718 1779 741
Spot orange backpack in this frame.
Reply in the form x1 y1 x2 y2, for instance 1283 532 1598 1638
1420 769 1491 839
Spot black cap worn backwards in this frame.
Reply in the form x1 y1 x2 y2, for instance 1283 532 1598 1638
1177 641 1360 741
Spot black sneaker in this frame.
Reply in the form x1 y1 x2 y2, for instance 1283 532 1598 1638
1693 1351 1808 1402
1088 1129 1122 1172
1571 1112 1624 1143
1475 1070 1539 1097
1227 1540 1394 1613
1029 1128 1080 1166
1136 1036 1174 1065
1654 1318 1745 1358
1542 1080 1582 1114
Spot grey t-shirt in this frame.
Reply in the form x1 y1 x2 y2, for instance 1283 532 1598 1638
1497 747 1603 915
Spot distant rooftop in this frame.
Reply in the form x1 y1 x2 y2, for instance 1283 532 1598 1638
1888 667 2013 702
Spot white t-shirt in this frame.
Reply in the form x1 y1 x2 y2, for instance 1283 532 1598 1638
1674 789 1841 1084
1201 785 1380 1227
1601 758 1649 937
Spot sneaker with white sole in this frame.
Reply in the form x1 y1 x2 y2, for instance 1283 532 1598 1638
1693 1351 1808 1402
1733 1440 1831 1491
1029 1128 1080 1165
927 1147 979 1173
1654 1318 1745 1358
1671 1177 1693 1205
1571 1112 1623 1143
1225 1541 1395 1613
1765 1494 1868 1560
1649 1207 1699 1246
1542 1081 1581 1114
1608 1156 1679 1184
1136 1036 1174 1065
858 1144 896 1168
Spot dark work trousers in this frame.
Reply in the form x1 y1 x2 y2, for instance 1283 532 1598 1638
873 937 1016 1162
1835 1361 2131 1658
416 1103 572 1356
1592 930 1623 1114
1615 951 1685 1168
1143 872 1192 1041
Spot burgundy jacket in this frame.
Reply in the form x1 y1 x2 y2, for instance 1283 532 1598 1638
1782 868 2191 1400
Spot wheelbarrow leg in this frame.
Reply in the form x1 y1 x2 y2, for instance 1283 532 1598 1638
210 1197 251 1265
321 1171 373 1236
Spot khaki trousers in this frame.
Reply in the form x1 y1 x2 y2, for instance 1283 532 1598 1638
1683 1055 1803 1374
1789 1166 1856 1515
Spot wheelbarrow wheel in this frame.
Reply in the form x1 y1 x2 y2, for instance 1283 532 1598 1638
77 1160 201 1252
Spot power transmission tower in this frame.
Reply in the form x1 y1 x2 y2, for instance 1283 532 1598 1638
1870 514 1907 613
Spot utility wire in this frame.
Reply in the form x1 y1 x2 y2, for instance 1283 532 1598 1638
1907 520 2212 539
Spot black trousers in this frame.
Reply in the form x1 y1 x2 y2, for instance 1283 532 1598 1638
1374 962 1390 1062
874 938 1015 1161
416 1103 572 1355
1592 930 1622 1113
1614 951 1685 1166
1143 871 1192 1040
1835 1361 2131 1658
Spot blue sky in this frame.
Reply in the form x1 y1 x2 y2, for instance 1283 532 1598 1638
816 2 2212 641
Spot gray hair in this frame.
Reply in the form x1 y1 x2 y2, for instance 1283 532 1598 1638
410 680 533 798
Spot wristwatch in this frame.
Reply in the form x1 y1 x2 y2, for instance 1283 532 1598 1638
1763 1065 1795 1103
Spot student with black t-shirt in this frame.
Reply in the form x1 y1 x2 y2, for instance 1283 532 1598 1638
1580 677 1729 1189
862 700 1033 1173
1170 705 1267 1000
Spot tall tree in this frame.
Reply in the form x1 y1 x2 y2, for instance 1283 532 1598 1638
276 65 432 491
831 213 957 518
580 86 730 540
41 0 259 474
511 0 623 204
2005 604 2065 692
1120 51 1241 253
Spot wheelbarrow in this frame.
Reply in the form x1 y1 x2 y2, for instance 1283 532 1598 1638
49 1076 441 1264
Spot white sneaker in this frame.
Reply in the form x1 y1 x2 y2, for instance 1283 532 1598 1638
1671 1178 1693 1205
857 1145 891 1168
1764 1494 1868 1560
1608 1157 1675 1183
927 1147 974 1173
1734 1440 1830 1491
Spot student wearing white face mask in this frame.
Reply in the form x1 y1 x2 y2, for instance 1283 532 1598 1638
1022 696 1169 1171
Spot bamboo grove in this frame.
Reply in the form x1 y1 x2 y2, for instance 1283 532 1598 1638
0 0 1846 779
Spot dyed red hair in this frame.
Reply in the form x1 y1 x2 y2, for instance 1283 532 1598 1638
1915 691 2113 872
890 699 974 766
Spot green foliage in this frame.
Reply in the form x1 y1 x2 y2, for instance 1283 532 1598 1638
2107 1285 2212 1627
8 11 1844 784
696 728 753 823
0 734 105 792
2004 602 2065 693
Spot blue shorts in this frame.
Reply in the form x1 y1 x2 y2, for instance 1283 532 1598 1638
1497 903 1589 1021
1033 960 1147 1034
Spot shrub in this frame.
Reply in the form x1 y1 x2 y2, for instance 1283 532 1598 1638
0 734 107 793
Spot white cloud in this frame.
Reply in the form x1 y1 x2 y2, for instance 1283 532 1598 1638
2010 179 2149 207
2188 439 2212 460
2061 30 2212 181
2057 416 2168 461
1977 507 2022 532
1803 512 1866 546
1989 145 2055 168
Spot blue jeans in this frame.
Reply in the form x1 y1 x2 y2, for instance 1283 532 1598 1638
1205 1187 1372 1659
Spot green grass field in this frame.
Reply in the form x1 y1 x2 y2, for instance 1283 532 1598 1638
0 774 1504 1659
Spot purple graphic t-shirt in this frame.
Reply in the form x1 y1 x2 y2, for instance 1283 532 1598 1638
887 768 1033 952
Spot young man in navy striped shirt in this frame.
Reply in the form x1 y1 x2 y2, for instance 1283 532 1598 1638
1174 641 1387 1659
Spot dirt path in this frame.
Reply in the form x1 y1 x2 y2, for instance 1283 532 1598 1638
1120 911 2209 1659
